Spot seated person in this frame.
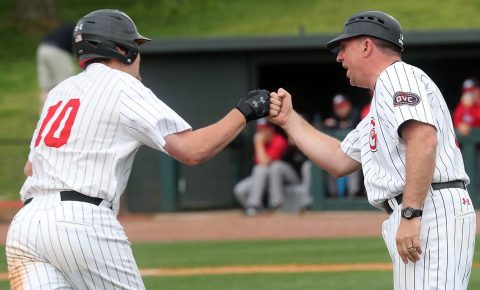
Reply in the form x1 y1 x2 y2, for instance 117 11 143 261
269 139 312 211
234 118 288 215
453 78 480 136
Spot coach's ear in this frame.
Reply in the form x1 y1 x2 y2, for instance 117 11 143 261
362 38 374 57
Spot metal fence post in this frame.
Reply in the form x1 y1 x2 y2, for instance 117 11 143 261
457 129 480 205
159 154 178 212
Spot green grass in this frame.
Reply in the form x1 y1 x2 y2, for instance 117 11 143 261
0 237 479 289
143 272 393 290
133 238 390 268
58 0 480 37
2 0 480 198
0 144 30 200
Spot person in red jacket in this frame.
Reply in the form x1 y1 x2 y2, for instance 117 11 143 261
234 118 288 215
453 78 480 136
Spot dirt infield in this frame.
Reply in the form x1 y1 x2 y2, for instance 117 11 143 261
117 209 480 242
116 210 388 242
0 209 479 244
0 209 387 244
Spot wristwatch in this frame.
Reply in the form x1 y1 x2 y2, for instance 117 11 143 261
401 206 423 219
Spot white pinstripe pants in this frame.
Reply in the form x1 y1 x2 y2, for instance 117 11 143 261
382 188 476 290
6 194 145 290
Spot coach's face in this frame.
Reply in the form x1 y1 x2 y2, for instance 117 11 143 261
336 38 368 89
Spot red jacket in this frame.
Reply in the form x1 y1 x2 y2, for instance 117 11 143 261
452 103 480 128
254 133 288 164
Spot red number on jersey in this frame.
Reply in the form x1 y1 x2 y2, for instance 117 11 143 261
34 99 81 148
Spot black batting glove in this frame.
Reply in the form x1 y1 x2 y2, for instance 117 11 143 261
236 89 270 122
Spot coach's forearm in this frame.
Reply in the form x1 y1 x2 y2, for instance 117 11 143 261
401 122 437 208
282 112 360 177
165 109 246 165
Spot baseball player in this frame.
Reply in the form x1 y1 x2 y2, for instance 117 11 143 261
6 9 269 290
269 10 475 290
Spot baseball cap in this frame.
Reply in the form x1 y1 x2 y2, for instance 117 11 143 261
462 78 479 93
332 94 349 108
326 10 404 54
255 117 271 129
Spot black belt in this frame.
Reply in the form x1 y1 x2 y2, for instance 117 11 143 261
431 180 466 191
24 190 107 208
382 180 466 214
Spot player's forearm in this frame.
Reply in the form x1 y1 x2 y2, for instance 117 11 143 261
168 109 246 165
282 112 358 176
402 123 437 208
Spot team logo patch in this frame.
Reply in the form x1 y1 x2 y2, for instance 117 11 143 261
369 118 377 152
393 91 421 107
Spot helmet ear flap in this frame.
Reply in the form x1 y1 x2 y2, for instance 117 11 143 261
111 41 139 64
122 46 139 64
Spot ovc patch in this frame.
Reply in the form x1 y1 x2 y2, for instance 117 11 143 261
393 91 421 107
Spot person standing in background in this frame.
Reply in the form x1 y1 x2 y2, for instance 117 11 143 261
37 23 76 106
323 94 361 198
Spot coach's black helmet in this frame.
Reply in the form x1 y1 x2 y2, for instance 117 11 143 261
326 10 404 54
73 9 151 68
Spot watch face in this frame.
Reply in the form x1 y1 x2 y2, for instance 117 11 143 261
403 208 413 218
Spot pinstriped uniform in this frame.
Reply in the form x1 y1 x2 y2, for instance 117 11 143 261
7 63 191 289
341 62 476 290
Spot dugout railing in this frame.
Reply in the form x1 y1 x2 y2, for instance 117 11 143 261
309 128 480 211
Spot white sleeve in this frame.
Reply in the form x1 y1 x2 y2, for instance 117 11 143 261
119 87 191 152
340 125 362 163
28 113 44 161
379 63 437 137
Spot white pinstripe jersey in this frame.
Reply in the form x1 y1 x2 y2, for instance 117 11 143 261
21 63 191 208
341 61 469 210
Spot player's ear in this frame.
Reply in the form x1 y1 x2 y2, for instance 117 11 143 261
116 45 128 56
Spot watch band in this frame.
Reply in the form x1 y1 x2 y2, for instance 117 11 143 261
401 206 423 219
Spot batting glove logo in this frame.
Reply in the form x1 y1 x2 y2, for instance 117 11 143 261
252 96 266 108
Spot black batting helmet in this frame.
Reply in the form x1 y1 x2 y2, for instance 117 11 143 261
73 9 151 68
326 11 404 54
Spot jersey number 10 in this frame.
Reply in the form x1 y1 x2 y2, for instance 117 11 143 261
34 99 80 148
